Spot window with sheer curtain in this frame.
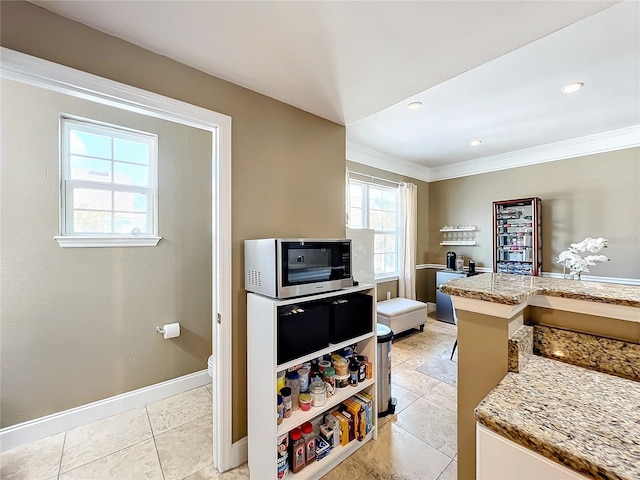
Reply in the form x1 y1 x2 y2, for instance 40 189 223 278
59 116 158 244
348 179 399 278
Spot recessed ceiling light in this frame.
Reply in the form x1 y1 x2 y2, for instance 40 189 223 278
561 82 584 94
407 101 423 110
470 140 482 146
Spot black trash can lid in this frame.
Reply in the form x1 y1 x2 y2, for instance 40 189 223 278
376 323 394 342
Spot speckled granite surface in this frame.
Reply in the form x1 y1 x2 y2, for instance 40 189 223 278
508 325 533 373
534 325 640 382
476 356 640 480
440 273 640 308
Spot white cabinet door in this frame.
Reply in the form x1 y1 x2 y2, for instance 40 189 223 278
477 424 587 480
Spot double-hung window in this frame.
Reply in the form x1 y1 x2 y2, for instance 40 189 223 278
348 179 399 278
56 116 160 247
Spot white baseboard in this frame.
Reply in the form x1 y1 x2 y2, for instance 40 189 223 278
229 436 248 470
0 370 211 452
426 302 436 313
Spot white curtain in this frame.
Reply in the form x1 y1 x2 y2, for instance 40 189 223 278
345 166 351 227
398 182 417 300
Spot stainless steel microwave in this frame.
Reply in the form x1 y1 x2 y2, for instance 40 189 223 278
244 238 353 299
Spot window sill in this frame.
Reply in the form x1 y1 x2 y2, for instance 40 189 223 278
375 275 399 283
54 236 162 248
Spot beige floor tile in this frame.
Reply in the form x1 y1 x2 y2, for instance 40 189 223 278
393 397 457 458
352 422 451 480
424 380 457 413
391 345 420 365
0 432 65 480
437 459 457 480
394 345 450 372
391 365 441 396
183 463 249 480
60 407 152 473
205 382 213 395
146 386 212 435
321 456 376 480
58 438 162 480
155 414 213 480
390 382 420 415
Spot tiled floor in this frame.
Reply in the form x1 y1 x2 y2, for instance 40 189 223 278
1 316 458 480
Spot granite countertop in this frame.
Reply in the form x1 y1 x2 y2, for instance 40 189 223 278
475 355 640 480
440 273 640 308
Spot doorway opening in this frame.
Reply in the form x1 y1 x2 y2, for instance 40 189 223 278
0 48 233 471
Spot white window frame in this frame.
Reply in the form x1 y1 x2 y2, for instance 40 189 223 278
56 116 161 247
348 179 400 280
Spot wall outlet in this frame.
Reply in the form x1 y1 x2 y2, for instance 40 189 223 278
386 291 391 300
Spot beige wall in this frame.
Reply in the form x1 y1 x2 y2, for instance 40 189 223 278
1 79 213 427
428 148 640 280
1 1 346 441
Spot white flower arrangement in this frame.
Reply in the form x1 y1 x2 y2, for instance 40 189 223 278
556 237 609 279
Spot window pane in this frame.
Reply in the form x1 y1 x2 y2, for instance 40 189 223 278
114 138 150 165
383 212 395 231
74 210 111 233
374 233 385 254
349 207 362 228
382 190 396 211
374 254 384 274
385 253 396 273
69 129 112 158
349 184 363 209
70 156 112 183
385 234 397 253
114 162 149 187
74 188 112 211
114 191 148 213
369 188 383 210
114 213 148 234
369 210 383 230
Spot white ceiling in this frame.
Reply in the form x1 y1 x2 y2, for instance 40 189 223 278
32 0 640 177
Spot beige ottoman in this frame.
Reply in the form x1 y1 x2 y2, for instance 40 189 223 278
376 297 427 335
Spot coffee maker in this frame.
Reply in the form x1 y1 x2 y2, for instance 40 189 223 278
446 251 457 271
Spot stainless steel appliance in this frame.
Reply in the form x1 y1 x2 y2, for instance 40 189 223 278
446 251 457 270
244 238 353 298
436 270 476 324
376 323 396 417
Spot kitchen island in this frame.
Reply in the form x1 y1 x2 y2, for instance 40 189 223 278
440 273 640 480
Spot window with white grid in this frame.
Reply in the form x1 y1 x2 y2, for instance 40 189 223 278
348 179 399 278
59 117 159 245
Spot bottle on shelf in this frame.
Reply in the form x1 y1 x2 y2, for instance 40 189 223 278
285 371 301 411
280 387 292 418
289 427 306 473
300 421 316 466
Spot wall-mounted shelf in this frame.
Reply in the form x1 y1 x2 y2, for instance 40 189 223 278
440 226 477 232
440 225 477 245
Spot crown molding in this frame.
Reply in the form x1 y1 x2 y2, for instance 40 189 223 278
346 125 640 183
428 125 640 182
346 142 431 182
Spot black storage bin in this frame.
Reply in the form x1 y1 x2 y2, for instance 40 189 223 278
329 293 373 344
277 301 330 364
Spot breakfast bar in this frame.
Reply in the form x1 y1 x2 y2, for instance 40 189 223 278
440 273 640 480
